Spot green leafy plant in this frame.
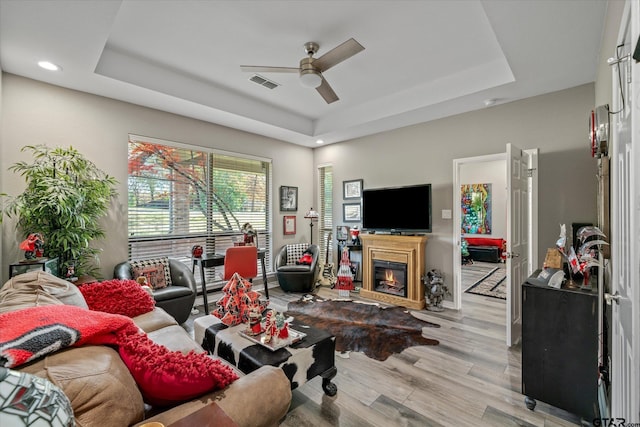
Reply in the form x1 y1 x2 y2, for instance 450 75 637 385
2 145 117 278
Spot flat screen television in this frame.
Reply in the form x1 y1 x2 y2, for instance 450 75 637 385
362 183 432 233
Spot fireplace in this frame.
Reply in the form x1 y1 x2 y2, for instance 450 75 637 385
360 234 428 309
373 260 407 298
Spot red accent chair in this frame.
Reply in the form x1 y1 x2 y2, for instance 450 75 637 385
224 246 268 298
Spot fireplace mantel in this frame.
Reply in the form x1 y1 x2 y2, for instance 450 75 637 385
359 234 428 309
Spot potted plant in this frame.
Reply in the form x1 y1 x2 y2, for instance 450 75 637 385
2 145 117 278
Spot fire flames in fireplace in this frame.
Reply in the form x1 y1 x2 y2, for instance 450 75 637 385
382 270 398 287
373 260 407 297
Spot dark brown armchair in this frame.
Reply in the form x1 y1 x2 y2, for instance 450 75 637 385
275 244 320 293
113 258 196 324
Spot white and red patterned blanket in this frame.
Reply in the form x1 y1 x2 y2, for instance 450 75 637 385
0 305 238 406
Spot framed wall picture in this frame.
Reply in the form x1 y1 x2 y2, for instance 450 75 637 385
461 183 492 234
343 203 361 222
283 215 296 235
343 179 363 199
336 225 350 241
280 186 298 211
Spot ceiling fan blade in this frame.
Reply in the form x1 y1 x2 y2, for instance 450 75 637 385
316 78 339 104
240 65 299 73
314 38 364 72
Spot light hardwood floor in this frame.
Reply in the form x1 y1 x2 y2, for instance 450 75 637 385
186 282 582 427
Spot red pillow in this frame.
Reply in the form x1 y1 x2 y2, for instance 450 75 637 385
464 237 504 247
79 279 155 317
118 331 238 406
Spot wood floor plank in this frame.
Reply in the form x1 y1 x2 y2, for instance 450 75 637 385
186 284 582 426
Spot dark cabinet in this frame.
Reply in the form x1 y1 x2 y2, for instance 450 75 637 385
522 280 599 421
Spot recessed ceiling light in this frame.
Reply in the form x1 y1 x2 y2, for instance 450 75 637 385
316 139 324 144
38 61 61 71
483 98 497 107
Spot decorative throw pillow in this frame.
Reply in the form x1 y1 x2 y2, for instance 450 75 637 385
0 367 75 426
296 250 314 265
286 243 309 265
130 257 172 290
79 279 155 317
118 331 238 406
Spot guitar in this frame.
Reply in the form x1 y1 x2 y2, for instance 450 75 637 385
318 232 336 287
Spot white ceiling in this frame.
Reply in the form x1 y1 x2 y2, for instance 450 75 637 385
0 0 607 148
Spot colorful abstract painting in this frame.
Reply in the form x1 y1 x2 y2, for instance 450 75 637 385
461 183 492 234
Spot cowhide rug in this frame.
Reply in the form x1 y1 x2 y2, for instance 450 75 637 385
285 297 439 361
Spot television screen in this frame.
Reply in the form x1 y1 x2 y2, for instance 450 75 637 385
362 184 432 233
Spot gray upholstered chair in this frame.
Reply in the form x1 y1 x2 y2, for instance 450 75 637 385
275 244 320 293
113 258 196 324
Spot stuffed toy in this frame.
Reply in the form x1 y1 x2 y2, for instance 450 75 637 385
296 249 314 265
242 222 257 246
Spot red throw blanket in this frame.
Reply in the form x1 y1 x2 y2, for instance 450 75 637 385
0 305 238 406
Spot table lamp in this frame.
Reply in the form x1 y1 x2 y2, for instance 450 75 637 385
304 208 320 245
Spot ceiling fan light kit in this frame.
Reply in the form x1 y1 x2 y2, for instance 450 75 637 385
241 38 365 104
300 69 323 88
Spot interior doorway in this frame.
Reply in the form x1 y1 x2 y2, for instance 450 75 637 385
452 152 507 312
452 147 538 347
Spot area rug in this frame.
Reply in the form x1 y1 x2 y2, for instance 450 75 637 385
463 264 506 299
285 297 439 361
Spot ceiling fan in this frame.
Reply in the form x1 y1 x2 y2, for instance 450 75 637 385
240 38 365 104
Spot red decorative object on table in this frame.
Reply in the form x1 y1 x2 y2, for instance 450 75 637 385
191 245 204 258
212 272 269 326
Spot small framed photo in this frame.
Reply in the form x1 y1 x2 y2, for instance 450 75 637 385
280 186 298 212
343 203 361 222
283 215 296 235
343 179 363 199
336 225 350 241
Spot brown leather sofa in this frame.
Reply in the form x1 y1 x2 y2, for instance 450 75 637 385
0 271 292 427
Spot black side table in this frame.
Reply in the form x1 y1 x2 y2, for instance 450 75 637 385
192 249 269 314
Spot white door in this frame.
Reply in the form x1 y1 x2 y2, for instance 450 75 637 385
609 0 639 420
506 143 530 347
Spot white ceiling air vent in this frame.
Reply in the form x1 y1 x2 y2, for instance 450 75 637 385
249 74 280 89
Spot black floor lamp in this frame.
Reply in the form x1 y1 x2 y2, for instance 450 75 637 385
304 207 319 245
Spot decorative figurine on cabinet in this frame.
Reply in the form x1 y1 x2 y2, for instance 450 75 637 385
350 226 361 246
19 233 45 260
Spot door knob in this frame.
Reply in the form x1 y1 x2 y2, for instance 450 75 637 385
605 291 621 305
504 252 519 259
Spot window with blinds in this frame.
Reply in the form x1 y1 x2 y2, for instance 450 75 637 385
319 165 333 263
127 136 272 290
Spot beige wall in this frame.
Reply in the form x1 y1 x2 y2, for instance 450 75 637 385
0 74 314 283
315 84 598 301
595 0 626 107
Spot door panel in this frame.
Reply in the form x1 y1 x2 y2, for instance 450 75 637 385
610 0 638 420
506 143 530 347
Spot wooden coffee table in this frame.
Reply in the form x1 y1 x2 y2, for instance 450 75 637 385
194 316 338 396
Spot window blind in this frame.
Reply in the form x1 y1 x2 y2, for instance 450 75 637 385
127 137 272 290
319 165 333 263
